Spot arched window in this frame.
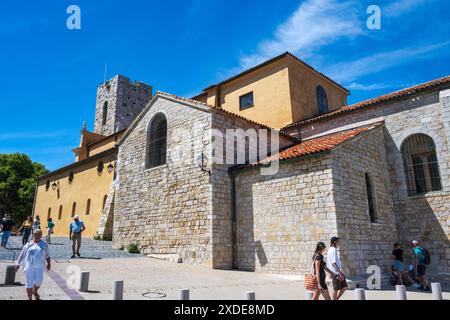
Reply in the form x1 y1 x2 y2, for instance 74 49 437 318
47 207 52 220
58 205 63 220
71 202 76 217
102 195 108 210
45 180 50 191
146 113 167 169
401 134 442 196
102 101 108 125
86 199 91 215
365 173 377 223
97 161 104 173
316 86 328 115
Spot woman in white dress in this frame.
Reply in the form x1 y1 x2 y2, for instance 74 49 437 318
15 229 51 300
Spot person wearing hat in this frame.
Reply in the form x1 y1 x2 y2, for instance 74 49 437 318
15 229 51 300
412 240 430 291
69 215 85 258
326 236 347 300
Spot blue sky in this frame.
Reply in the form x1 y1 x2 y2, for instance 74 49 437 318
1 0 449 170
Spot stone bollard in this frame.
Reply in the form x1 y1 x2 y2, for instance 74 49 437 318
431 283 443 300
179 289 190 300
245 291 256 300
305 291 313 300
396 285 407 300
113 280 124 300
78 272 90 292
355 288 366 300
5 265 16 285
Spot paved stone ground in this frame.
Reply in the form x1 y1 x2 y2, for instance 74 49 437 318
1 236 449 300
0 236 141 262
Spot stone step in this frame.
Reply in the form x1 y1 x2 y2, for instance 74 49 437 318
147 254 182 263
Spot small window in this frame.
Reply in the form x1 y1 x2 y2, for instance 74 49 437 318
102 101 108 125
45 180 50 191
365 173 377 223
102 195 108 211
316 86 328 115
68 171 74 183
47 207 52 220
86 199 91 215
58 205 63 220
97 161 104 173
71 202 76 217
239 92 254 110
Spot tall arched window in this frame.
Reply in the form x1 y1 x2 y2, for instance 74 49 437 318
146 113 167 169
365 173 377 223
316 86 328 115
47 207 52 220
58 205 63 220
71 202 77 217
401 134 442 196
102 101 108 125
86 199 91 215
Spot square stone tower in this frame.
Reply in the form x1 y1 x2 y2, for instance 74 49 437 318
94 75 153 136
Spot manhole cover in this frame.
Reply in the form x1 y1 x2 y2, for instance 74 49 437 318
142 291 166 299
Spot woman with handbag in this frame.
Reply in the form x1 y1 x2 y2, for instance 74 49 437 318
311 242 333 300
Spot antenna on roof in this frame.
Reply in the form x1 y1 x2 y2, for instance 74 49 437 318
103 62 108 83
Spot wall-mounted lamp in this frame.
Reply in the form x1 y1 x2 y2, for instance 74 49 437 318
197 153 211 177
51 181 60 199
107 163 115 174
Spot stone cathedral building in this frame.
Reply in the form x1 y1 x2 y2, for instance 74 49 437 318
33 52 450 278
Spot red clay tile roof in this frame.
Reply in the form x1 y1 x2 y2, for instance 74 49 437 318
156 91 299 142
203 52 349 93
232 123 383 171
283 75 450 130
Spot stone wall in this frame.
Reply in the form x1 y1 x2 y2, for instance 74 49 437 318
234 155 337 274
331 126 397 276
113 97 213 265
211 112 296 269
287 88 450 275
94 75 152 136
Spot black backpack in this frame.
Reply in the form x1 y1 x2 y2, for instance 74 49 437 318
420 248 431 265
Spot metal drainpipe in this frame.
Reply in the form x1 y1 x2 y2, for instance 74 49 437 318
230 172 237 269
215 85 221 108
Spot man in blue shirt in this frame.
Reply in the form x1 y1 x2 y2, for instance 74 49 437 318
412 240 430 291
69 215 85 258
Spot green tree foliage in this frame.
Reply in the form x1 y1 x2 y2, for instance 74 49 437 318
0 153 48 224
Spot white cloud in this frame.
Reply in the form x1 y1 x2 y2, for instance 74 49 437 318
346 82 416 91
324 41 450 83
239 0 362 69
383 0 429 17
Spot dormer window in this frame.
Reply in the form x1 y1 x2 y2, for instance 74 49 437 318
239 92 254 110
316 86 328 115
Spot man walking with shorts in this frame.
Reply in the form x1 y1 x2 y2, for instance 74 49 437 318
326 236 348 300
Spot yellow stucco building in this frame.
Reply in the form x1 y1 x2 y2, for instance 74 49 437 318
33 52 348 238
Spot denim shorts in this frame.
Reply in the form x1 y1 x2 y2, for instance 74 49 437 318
393 260 404 272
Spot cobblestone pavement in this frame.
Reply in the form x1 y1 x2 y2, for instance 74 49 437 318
0 235 141 262
0 236 448 300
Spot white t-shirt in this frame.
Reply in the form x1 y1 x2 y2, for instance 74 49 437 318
326 246 341 275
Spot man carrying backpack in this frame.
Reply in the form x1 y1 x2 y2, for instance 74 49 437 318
412 240 431 291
